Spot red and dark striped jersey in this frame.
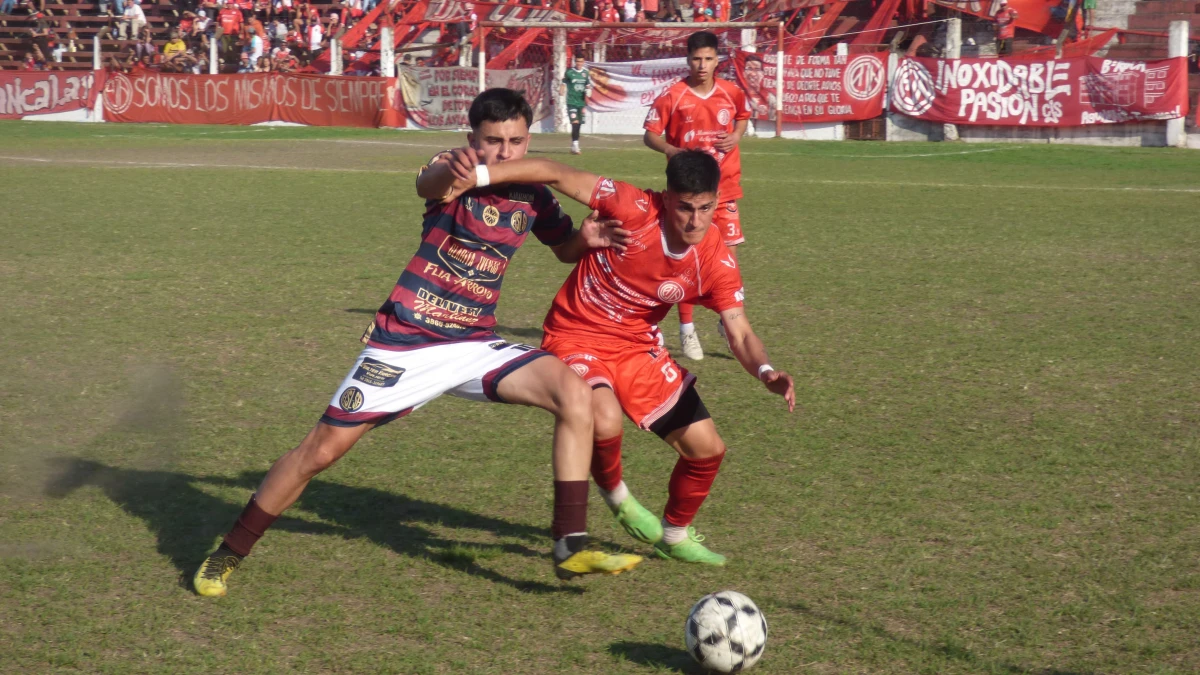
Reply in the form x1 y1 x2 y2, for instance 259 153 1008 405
366 168 573 350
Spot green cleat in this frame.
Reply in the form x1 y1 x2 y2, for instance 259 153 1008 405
611 494 663 545
653 526 727 566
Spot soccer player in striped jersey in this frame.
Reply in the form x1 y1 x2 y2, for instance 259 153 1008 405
193 89 641 597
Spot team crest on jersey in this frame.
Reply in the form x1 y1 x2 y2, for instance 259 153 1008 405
482 205 500 227
596 179 616 200
718 108 731 125
510 210 528 234
463 196 476 211
339 386 365 412
657 280 686 303
352 358 405 388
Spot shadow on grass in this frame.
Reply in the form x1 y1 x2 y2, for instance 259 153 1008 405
44 458 580 595
607 641 701 673
785 601 1092 675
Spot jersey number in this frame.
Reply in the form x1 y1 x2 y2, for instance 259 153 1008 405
661 363 679 383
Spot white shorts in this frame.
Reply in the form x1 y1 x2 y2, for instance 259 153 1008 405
320 339 551 427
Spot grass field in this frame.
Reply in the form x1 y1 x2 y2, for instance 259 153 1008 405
1 121 1198 674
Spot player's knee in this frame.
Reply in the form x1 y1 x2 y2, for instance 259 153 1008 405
555 374 594 423
297 432 352 475
592 392 624 438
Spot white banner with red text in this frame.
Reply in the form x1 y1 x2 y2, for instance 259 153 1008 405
890 56 1190 126
732 50 887 123
103 71 404 128
1 70 104 120
398 65 550 129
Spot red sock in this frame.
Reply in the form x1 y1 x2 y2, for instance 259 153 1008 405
591 435 623 492
663 452 726 527
222 495 278 557
551 480 589 540
678 303 695 325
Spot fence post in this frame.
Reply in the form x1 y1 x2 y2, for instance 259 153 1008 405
381 27 395 77
331 38 343 75
553 27 568 133
942 17 961 142
1165 20 1188 148
92 35 100 70
478 27 486 93
774 22 783 138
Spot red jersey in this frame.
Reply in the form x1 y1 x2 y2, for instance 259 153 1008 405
542 178 745 346
600 7 619 22
996 7 1018 39
218 7 243 35
644 78 752 201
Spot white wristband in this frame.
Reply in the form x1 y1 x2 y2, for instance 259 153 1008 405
474 164 490 188
757 364 774 379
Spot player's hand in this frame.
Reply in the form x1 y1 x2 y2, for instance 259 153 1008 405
580 209 629 252
762 369 795 412
447 145 480 183
713 132 738 153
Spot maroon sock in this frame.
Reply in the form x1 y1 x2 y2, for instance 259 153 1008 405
221 495 278 558
663 452 726 527
591 434 623 492
551 480 589 540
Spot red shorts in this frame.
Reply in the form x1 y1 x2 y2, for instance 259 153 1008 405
542 334 694 430
714 200 744 246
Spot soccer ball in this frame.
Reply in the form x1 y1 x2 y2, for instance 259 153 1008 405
684 590 768 673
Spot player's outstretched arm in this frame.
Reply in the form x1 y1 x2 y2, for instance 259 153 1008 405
720 308 796 412
444 146 604 208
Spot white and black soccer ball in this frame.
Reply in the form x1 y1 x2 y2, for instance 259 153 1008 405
685 590 768 673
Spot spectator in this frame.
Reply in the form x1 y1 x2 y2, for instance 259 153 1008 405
237 53 253 71
273 0 295 25
218 3 243 52
600 0 619 23
163 27 188 60
995 0 1018 56
244 25 264 62
255 54 271 71
22 49 44 70
1 0 18 15
307 14 323 56
118 0 145 40
642 0 659 20
269 17 286 49
623 0 636 21
272 45 298 71
134 26 156 60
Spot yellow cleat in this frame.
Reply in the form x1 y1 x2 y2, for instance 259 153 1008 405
555 550 644 580
193 547 242 597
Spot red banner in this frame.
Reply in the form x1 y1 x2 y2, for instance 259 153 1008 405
103 71 403 128
0 70 103 119
890 56 1190 126
732 50 886 123
398 65 549 129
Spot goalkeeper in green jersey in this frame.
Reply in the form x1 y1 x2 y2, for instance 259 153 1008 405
560 53 591 154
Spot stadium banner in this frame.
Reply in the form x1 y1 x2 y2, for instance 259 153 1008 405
584 57 735 113
103 71 401 128
890 56 1190 126
399 66 550 129
731 50 887 123
0 70 104 119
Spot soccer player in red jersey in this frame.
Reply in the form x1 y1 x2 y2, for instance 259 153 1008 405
644 31 752 361
192 89 641 597
439 148 795 565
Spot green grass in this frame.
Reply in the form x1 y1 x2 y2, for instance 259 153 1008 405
1 121 1198 674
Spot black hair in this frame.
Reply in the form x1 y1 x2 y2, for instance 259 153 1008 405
687 31 719 55
666 151 721 196
468 88 533 130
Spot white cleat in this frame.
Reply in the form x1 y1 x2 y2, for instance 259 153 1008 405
680 330 704 360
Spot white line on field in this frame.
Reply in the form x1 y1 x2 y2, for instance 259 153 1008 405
741 147 1007 158
0 155 414 174
2 154 1198 195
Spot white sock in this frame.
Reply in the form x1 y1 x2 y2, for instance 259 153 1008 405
679 322 696 335
599 481 629 509
662 520 689 545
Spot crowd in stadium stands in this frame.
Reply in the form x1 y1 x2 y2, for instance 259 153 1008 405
6 0 757 72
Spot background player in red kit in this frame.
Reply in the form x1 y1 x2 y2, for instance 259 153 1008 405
441 148 794 565
644 31 751 361
192 89 641 597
